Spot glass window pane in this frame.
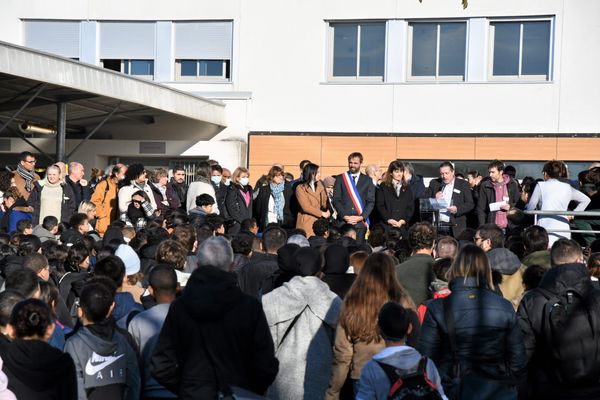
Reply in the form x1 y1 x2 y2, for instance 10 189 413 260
411 23 437 76
522 21 550 76
359 23 385 77
130 60 154 76
333 24 358 77
439 23 466 76
200 60 224 76
180 60 197 76
492 22 520 76
123 61 129 74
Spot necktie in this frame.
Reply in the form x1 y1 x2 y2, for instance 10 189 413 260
353 175 358 184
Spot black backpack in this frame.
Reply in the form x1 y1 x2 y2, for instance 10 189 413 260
376 357 443 400
538 286 600 384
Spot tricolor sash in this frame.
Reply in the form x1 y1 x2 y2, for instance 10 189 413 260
341 172 369 228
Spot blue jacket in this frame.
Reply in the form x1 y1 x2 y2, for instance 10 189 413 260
357 345 447 400
418 277 527 391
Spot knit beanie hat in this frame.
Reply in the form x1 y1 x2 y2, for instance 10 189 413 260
487 248 521 275
287 234 310 248
115 244 141 276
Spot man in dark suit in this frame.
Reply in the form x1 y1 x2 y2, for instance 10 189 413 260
332 152 376 243
424 161 474 237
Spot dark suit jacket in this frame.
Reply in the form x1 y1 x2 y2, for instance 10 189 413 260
376 183 415 223
332 172 375 229
424 178 474 236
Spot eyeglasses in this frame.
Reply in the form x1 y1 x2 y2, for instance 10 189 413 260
24 159 36 164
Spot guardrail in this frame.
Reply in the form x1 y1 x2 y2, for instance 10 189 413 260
522 210 600 234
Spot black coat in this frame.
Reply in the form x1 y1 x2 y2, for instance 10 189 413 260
170 178 189 212
151 266 279 399
212 182 229 217
0 338 77 400
225 184 253 232
476 177 520 226
253 182 294 231
332 172 376 229
424 178 474 236
236 253 279 298
28 181 77 226
518 263 600 399
418 277 527 394
65 176 91 208
375 183 415 224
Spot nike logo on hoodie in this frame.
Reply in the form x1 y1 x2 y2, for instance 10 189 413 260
85 352 125 376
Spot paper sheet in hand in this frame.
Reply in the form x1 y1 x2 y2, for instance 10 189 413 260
489 201 507 212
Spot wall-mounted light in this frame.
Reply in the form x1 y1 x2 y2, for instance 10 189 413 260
18 123 55 135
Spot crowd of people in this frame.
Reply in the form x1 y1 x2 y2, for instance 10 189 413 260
0 150 598 399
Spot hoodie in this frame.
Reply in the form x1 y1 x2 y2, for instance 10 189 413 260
357 345 447 400
151 265 278 399
112 292 144 329
64 324 140 400
0 339 77 400
32 224 56 243
321 244 355 299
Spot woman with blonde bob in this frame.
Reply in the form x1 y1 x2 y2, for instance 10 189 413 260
325 253 418 399
418 245 527 399
225 167 253 233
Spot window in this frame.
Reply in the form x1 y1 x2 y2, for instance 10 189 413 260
330 22 386 80
490 20 552 80
23 20 81 59
176 60 230 80
101 59 154 79
174 22 233 82
408 21 467 80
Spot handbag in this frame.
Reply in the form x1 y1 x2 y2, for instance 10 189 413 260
443 298 516 400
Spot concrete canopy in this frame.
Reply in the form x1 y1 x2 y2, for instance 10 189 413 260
0 40 226 146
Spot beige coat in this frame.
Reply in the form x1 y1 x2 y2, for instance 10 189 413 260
325 323 385 399
295 181 328 237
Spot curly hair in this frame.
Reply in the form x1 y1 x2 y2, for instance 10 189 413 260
156 240 187 271
408 222 436 251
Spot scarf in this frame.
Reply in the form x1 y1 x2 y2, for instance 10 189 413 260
16 164 35 192
127 202 146 223
270 182 285 222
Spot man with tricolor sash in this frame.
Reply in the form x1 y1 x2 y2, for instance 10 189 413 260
332 152 376 243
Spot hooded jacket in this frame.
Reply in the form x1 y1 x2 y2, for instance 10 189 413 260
64 323 140 400
262 276 342 400
0 339 77 400
151 265 279 399
32 224 56 243
321 244 355 299
357 345 447 400
518 263 600 399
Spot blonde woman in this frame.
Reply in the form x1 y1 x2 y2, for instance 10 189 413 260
78 201 96 232
225 167 253 234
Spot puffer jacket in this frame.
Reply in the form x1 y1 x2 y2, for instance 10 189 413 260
418 277 527 394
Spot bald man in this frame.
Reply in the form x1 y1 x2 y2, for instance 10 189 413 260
65 161 90 206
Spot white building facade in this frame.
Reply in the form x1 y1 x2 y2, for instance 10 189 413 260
0 0 598 177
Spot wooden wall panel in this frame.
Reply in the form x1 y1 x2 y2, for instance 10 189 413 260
321 136 396 166
397 137 476 160
475 137 556 160
557 138 600 161
320 166 348 178
249 135 322 166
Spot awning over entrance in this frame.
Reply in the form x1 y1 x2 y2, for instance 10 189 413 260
0 40 226 161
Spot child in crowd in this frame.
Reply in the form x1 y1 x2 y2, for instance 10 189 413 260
357 301 447 400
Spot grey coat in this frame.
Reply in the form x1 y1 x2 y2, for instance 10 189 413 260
262 276 341 400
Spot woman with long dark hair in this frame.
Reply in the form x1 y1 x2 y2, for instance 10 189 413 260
418 245 527 399
325 253 418 398
253 166 294 231
225 167 253 234
295 163 330 237
376 160 414 232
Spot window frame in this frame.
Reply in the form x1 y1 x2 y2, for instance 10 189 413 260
174 59 231 81
101 59 155 80
488 17 554 82
328 21 387 82
406 19 469 82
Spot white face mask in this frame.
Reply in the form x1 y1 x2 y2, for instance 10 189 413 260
211 176 222 185
239 177 249 186
224 178 231 186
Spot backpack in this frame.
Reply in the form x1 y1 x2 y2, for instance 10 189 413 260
376 357 443 400
538 286 600 384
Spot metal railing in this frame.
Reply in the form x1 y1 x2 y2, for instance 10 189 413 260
523 210 600 234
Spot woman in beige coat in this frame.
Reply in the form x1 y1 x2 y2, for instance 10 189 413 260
295 163 330 237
